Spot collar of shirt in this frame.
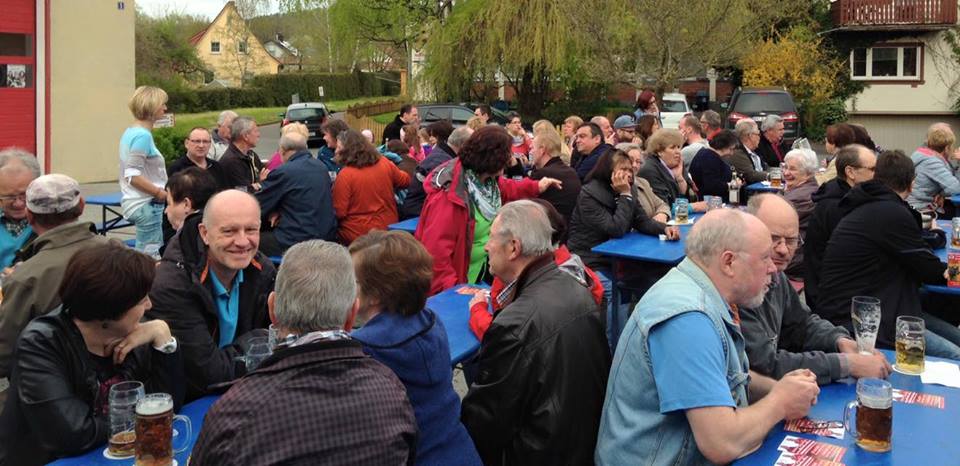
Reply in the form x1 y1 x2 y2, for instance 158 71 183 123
747 149 763 171
289 329 351 347
207 268 244 347
1 216 28 237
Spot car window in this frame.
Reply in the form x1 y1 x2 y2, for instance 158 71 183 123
287 108 326 120
732 93 796 113
661 99 688 113
423 107 451 122
451 107 475 122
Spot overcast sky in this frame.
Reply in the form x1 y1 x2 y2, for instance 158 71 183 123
135 0 280 20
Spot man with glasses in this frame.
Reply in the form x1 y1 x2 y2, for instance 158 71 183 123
699 110 722 141
169 127 228 190
741 194 890 384
0 149 40 268
729 119 769 183
612 115 638 145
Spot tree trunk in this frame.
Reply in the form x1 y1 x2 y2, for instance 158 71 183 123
517 65 548 119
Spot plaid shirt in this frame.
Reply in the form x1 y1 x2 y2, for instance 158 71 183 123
191 338 418 465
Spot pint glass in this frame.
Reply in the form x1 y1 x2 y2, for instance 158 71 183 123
108 381 144 458
135 393 192 466
851 296 881 355
843 378 893 452
768 168 783 188
895 316 925 375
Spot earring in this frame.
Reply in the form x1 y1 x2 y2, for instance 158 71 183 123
101 321 109 329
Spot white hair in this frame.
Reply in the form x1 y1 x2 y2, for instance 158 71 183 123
0 147 41 178
279 132 308 152
494 200 555 257
784 149 819 176
685 209 750 267
761 115 783 132
217 110 238 126
447 127 473 150
361 129 374 142
734 119 759 140
615 142 642 153
230 116 257 143
274 240 357 332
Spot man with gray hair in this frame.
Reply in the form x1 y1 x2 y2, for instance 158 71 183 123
699 110 722 141
757 114 787 168
729 118 769 183
0 148 41 268
219 116 267 192
591 115 616 145
190 240 418 465
461 200 609 465
596 209 819 465
255 131 337 256
399 125 475 219
209 110 238 161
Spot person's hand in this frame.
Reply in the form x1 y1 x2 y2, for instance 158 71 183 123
251 183 262 192
268 211 281 228
663 226 680 240
952 147 960 161
468 290 490 310
653 213 669 223
611 170 631 194
837 337 859 354
113 320 173 365
537 177 562 193
847 352 892 379
153 189 166 203
769 369 820 420
259 168 270 181
690 201 708 212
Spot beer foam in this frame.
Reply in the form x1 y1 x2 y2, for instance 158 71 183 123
136 397 172 416
860 395 892 410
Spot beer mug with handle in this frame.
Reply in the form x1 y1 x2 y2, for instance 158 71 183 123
895 316 925 375
108 381 144 458
843 378 893 452
135 393 192 466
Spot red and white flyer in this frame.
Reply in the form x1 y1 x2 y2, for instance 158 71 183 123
778 435 846 463
892 388 945 409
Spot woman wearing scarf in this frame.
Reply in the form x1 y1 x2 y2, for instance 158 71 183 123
415 125 562 295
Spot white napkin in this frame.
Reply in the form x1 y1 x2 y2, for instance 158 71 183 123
920 360 960 388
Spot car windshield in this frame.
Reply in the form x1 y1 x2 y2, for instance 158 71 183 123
733 93 795 113
661 100 688 113
287 108 326 119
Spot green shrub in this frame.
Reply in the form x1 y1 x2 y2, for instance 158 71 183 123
154 127 191 165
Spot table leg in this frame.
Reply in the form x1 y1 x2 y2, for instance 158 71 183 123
609 260 622 352
101 205 107 235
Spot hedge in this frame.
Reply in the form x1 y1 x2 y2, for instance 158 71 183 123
164 71 402 114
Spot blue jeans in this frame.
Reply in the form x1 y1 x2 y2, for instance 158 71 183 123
128 202 164 255
923 312 960 360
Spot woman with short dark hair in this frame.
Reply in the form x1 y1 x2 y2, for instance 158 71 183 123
0 243 183 466
350 230 482 466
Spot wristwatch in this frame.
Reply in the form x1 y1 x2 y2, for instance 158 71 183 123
153 336 178 354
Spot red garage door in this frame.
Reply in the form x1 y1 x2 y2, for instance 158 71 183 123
0 0 36 153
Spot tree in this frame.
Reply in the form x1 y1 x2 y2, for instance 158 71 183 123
135 8 210 88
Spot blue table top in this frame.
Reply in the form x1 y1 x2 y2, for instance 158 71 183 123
746 182 782 193
590 213 701 265
388 216 419 233
426 284 484 365
49 395 217 466
84 192 122 206
735 351 960 465
950 194 960 205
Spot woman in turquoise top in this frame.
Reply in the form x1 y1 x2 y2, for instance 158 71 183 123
119 86 169 256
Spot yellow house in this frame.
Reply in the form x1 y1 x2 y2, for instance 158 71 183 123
188 1 281 87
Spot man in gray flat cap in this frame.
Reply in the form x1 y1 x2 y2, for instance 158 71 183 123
0 174 108 388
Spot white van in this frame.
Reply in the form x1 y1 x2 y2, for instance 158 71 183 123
659 93 691 130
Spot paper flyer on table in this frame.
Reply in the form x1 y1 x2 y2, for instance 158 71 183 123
920 360 960 388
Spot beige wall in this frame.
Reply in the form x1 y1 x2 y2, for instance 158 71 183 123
194 4 280 87
49 0 134 182
847 114 960 153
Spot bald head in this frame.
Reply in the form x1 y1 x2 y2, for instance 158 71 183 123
748 194 799 272
200 190 261 271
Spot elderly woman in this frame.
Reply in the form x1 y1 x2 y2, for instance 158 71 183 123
332 129 411 244
815 123 856 184
907 124 960 214
782 148 820 280
561 116 584 163
638 128 705 211
265 122 309 171
120 85 169 255
350 231 482 466
0 243 182 466
617 142 670 223
415 125 561 294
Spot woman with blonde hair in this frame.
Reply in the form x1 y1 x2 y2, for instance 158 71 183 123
561 115 583 159
907 123 960 214
265 122 309 171
533 119 573 165
119 85 169 256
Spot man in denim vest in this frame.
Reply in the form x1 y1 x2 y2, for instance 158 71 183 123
596 209 820 465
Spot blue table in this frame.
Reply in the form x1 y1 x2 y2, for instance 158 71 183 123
85 191 132 234
950 194 960 205
388 216 419 233
49 395 218 466
426 284 485 365
735 351 960 465
746 181 782 194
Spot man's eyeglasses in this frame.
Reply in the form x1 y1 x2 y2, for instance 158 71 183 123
771 234 803 249
188 139 212 144
0 193 27 204
853 165 876 172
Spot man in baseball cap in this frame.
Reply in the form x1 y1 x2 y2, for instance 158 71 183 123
0 174 109 395
613 115 638 145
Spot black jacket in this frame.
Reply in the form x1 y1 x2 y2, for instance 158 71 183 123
218 143 265 191
689 147 733 202
383 115 405 145
571 143 612 181
728 145 769 184
167 154 229 191
756 135 788 168
530 157 582 227
638 155 683 207
147 212 276 400
803 178 851 310
568 179 667 270
400 142 455 220
815 180 946 348
0 309 183 466
461 256 610 466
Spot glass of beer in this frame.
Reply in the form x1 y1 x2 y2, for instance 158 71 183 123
851 296 881 355
895 316 925 375
768 168 783 188
674 198 689 224
108 381 144 458
135 393 192 466
844 378 892 452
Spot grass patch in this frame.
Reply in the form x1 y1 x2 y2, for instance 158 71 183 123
371 112 396 125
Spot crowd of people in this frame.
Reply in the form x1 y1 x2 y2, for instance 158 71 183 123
0 84 957 465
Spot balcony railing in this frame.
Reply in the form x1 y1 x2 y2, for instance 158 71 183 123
832 0 958 28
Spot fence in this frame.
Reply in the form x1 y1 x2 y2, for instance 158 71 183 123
831 0 957 26
344 114 388 145
345 98 408 118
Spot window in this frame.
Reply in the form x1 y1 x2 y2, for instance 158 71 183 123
0 33 32 56
850 45 922 81
210 41 220 54
238 41 248 54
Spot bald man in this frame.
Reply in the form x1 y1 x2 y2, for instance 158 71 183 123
148 189 276 400
742 194 891 385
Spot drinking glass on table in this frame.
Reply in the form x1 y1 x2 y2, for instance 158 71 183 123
768 168 783 188
851 296 882 355
844 378 893 452
135 393 192 466
895 316 925 375
108 381 144 458
243 336 272 372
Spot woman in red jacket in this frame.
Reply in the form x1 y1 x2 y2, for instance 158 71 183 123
414 125 561 294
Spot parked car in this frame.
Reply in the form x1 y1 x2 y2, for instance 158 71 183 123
659 92 692 130
723 87 801 145
280 102 329 147
417 103 512 127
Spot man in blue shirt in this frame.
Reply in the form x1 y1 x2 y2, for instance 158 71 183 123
596 209 820 465
148 189 276 400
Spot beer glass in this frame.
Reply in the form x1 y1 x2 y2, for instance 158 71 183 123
108 381 144 458
895 316 925 375
674 198 689 223
851 296 881 355
768 168 783 188
843 378 893 452
135 393 192 466
244 336 272 372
